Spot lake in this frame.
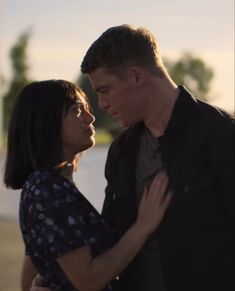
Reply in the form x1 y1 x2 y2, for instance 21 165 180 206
0 146 109 219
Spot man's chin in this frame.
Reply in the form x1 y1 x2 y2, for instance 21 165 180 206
118 119 133 128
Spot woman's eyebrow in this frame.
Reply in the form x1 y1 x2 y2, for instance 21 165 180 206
70 101 89 111
71 101 84 108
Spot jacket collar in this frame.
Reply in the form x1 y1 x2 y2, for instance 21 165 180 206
121 86 197 151
164 85 197 137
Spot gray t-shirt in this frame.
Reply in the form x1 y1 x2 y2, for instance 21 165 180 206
135 127 166 291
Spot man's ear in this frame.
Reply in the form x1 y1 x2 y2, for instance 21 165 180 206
129 66 146 86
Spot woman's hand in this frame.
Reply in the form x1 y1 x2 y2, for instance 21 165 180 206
136 171 172 236
30 275 49 291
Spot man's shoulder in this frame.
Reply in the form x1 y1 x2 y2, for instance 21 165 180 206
184 99 234 147
193 99 234 128
179 86 234 125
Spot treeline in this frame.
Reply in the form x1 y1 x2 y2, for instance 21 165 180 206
1 30 214 135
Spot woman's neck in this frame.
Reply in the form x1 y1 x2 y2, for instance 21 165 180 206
59 164 74 183
55 157 77 183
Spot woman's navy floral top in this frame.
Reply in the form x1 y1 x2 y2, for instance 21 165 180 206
20 170 119 291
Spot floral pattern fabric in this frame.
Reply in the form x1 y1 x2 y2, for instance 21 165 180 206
20 170 118 290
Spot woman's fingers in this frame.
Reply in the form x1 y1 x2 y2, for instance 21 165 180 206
158 190 173 216
138 170 173 233
148 171 169 204
30 274 50 291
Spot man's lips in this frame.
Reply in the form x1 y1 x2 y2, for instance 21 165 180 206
110 112 119 118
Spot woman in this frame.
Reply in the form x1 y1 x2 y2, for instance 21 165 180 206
4 80 171 291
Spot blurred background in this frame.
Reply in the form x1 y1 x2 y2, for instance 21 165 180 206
0 0 234 290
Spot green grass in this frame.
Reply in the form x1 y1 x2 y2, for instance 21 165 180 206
0 218 24 291
94 129 112 146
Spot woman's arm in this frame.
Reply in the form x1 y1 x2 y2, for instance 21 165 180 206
21 256 37 291
58 172 172 291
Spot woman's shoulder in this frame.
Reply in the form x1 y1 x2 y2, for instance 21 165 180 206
24 170 55 188
22 170 69 200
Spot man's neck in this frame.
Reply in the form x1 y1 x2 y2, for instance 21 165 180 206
144 83 179 138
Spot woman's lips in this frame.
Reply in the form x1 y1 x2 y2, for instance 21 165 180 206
85 126 95 135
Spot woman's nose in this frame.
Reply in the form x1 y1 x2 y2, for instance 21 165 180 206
84 110 95 124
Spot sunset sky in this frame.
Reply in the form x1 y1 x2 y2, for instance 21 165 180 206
1 0 234 111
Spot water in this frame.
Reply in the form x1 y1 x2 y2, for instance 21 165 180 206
0 146 109 219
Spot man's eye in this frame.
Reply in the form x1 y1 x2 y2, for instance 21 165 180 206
98 87 108 94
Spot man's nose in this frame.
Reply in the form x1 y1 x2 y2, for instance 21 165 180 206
98 95 109 110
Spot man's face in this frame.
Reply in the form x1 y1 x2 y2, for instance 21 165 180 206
88 67 143 127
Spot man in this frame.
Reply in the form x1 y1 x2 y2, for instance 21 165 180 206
80 25 234 291
29 25 234 291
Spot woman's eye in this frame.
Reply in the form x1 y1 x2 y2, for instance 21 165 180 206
76 108 82 116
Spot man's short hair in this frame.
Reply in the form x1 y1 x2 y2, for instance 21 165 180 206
81 24 166 78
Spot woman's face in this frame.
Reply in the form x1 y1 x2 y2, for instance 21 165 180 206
61 91 95 160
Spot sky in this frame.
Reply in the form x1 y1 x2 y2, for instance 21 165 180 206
0 0 234 111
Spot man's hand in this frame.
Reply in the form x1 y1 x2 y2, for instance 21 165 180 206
30 274 50 291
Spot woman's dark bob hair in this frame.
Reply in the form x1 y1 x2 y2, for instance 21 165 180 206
4 79 87 189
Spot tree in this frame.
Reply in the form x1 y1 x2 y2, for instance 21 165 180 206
3 30 32 131
77 52 214 134
165 52 214 102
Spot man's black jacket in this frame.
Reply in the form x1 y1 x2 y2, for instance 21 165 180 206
102 87 234 291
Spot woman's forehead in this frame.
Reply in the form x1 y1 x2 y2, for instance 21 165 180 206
75 90 86 103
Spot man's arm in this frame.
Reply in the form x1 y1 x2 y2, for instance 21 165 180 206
101 142 118 228
207 115 235 221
